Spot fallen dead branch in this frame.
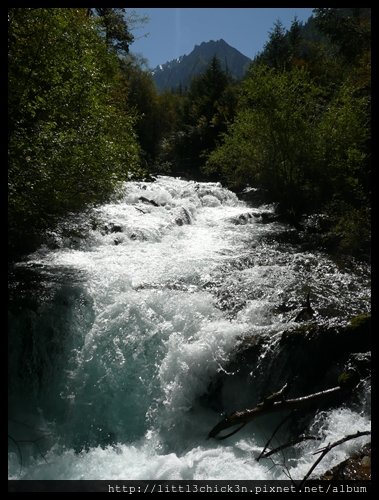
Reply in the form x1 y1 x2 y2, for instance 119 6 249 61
208 384 342 440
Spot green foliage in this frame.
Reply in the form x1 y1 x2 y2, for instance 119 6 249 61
91 8 134 55
118 56 183 168
207 10 370 258
316 82 370 202
255 20 291 70
159 56 238 178
120 57 160 163
313 8 371 63
322 203 371 257
9 7 370 261
206 65 323 211
8 8 141 257
348 313 371 331
206 59 370 256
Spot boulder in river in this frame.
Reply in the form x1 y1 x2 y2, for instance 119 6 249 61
203 314 371 414
101 222 123 235
138 196 160 207
321 443 371 480
174 207 192 226
228 213 254 225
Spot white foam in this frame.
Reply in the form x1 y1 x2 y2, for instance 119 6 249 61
286 408 371 480
10 176 370 480
11 406 370 480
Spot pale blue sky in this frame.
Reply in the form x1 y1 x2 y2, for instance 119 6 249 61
129 8 315 69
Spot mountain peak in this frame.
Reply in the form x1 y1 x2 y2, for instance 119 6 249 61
151 39 251 92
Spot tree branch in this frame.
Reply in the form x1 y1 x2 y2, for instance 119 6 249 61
8 435 22 476
257 411 294 461
8 429 52 475
298 430 371 489
208 385 342 440
261 435 321 459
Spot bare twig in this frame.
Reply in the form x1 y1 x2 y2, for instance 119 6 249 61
279 448 297 487
8 435 22 476
266 454 297 488
257 411 294 461
261 435 321 459
18 436 49 464
207 423 246 441
8 431 52 475
298 430 371 489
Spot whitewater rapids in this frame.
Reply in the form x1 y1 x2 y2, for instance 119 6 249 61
8 176 370 480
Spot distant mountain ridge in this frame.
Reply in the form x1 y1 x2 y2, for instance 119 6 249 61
151 39 251 92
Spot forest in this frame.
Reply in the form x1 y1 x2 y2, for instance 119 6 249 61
8 8 371 260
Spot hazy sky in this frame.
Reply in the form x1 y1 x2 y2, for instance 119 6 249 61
129 8 315 68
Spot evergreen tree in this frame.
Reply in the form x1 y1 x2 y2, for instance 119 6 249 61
313 8 371 63
89 8 134 54
259 20 291 70
162 56 236 178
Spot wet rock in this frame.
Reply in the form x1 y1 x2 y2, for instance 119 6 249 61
274 302 296 314
203 314 371 414
252 212 279 224
101 222 123 235
262 228 301 247
110 224 122 233
174 207 192 226
67 235 83 249
138 196 159 207
128 230 146 241
361 455 371 468
294 292 314 322
321 443 371 480
228 213 254 225
44 233 62 250
200 332 270 412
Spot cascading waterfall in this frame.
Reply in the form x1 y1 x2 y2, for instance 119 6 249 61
8 176 370 480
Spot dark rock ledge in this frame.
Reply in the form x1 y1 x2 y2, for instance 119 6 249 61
203 314 370 414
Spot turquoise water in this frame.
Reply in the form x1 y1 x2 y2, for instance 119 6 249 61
8 177 370 480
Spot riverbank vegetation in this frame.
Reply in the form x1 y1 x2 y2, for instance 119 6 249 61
205 9 371 259
8 8 144 258
8 8 370 260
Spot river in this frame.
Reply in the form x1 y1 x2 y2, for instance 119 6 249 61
8 176 370 480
